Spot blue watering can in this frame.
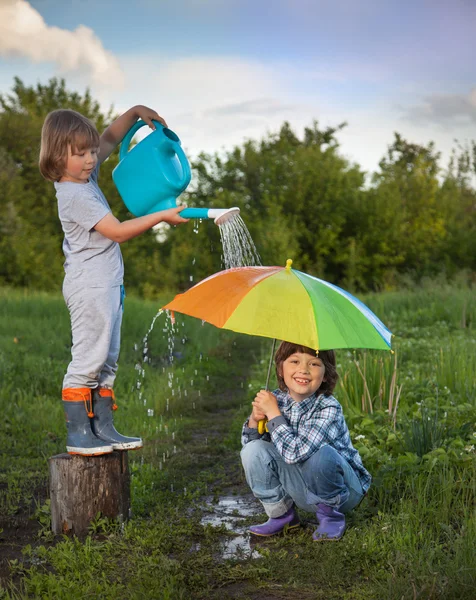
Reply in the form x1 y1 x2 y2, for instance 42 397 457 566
112 120 239 224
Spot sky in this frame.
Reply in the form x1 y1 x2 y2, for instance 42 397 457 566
1 0 475 174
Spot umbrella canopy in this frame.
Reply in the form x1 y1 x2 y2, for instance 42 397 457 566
162 259 392 351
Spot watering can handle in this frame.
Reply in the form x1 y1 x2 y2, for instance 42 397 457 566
119 120 191 188
119 119 151 162
173 143 192 188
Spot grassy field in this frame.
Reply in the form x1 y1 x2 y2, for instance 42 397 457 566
0 285 475 599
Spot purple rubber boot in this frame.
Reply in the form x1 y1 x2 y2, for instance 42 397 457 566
313 503 346 541
249 506 300 537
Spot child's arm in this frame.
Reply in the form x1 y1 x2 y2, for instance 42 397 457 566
98 105 167 164
94 207 188 244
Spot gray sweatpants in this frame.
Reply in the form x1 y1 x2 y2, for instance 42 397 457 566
62 282 123 389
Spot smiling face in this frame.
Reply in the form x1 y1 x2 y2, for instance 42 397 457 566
279 352 326 402
60 145 98 183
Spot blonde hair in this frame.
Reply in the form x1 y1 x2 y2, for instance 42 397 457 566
39 109 100 182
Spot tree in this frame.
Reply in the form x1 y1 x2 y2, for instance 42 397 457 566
369 134 446 282
0 77 474 295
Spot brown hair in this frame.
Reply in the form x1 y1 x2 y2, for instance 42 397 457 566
39 109 100 182
275 341 338 396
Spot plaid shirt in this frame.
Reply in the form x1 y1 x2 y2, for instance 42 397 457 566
242 389 371 493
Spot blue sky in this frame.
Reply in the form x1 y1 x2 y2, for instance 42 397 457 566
1 0 475 173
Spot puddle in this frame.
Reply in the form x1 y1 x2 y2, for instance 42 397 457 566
200 495 263 559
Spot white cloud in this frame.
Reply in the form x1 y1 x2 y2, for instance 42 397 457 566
402 88 476 125
0 0 124 88
108 55 305 154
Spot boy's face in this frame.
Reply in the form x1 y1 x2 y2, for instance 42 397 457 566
60 145 98 183
279 352 326 402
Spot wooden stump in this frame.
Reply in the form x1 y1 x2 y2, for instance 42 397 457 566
49 451 130 536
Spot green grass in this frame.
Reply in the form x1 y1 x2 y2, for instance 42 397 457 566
0 285 475 599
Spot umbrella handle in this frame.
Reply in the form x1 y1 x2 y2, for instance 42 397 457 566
258 419 268 434
258 338 275 435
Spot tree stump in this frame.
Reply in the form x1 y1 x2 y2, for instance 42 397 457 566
49 451 130 536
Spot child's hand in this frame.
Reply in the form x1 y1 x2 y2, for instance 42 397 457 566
252 390 281 420
159 206 189 225
251 404 266 423
134 105 167 129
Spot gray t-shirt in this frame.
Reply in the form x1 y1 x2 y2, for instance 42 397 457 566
54 165 124 287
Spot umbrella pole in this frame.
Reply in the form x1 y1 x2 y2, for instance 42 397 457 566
258 339 277 435
264 338 277 391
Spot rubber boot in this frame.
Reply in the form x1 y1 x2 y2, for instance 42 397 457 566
313 503 346 541
91 388 143 451
248 506 300 536
62 388 113 456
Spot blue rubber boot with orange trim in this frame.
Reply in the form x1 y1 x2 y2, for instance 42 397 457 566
62 388 113 456
91 388 143 451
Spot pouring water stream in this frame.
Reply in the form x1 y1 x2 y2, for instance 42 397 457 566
132 213 262 552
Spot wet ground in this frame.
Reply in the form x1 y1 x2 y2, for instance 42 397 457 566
200 493 262 560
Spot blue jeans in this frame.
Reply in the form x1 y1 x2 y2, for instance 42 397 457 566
241 440 364 518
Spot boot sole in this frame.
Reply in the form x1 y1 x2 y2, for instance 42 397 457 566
67 446 113 456
312 529 346 542
112 441 144 451
248 522 300 537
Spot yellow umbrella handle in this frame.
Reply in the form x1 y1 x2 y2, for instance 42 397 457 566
258 419 268 434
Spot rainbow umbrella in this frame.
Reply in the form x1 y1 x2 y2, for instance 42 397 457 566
162 259 392 351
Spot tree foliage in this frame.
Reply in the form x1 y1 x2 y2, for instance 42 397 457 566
0 77 475 296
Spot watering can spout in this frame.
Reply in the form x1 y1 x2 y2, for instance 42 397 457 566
209 207 240 225
179 206 240 225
